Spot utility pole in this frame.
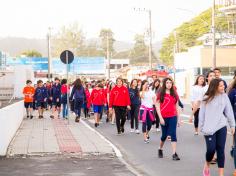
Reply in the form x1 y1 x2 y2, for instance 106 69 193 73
47 27 52 81
106 33 110 80
212 0 216 69
133 8 153 70
148 10 153 70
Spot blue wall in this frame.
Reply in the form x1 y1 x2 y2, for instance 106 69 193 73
6 57 106 74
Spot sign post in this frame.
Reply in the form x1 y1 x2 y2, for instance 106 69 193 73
60 50 74 124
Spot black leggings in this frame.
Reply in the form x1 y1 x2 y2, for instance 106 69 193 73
84 107 89 118
114 106 127 133
194 108 200 128
153 105 160 128
234 127 236 168
130 104 139 130
204 126 227 168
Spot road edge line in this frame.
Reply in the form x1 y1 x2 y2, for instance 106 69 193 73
80 119 143 176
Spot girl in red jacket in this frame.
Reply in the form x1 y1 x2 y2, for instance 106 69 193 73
109 78 131 134
90 82 107 127
84 83 91 118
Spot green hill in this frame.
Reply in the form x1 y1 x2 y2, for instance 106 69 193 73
159 8 228 65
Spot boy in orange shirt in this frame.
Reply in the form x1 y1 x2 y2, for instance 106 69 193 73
23 80 35 119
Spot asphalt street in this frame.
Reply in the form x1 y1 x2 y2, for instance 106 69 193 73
85 104 235 176
0 155 135 176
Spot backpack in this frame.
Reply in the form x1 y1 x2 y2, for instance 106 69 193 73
74 87 86 101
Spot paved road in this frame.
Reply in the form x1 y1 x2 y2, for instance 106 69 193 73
0 155 135 176
85 104 235 176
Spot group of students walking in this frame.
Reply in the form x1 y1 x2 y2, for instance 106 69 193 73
23 78 70 120
22 67 236 176
190 68 236 176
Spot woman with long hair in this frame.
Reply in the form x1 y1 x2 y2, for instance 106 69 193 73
139 80 156 143
199 79 235 176
129 79 141 134
155 78 180 161
70 78 86 123
152 79 161 132
109 78 131 135
227 78 236 176
204 70 215 93
189 75 206 135
108 82 116 124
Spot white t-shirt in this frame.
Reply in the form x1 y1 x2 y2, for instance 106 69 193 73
190 85 205 102
202 85 209 99
140 90 156 108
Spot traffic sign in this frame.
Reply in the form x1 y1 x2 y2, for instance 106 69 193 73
60 50 74 64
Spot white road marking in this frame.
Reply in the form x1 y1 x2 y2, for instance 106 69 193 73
80 119 143 176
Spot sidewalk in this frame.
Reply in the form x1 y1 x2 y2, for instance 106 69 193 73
7 111 114 157
1 111 137 176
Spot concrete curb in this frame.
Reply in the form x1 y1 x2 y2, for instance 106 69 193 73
80 119 143 176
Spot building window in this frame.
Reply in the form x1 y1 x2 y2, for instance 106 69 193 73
123 64 128 67
110 64 115 69
230 67 236 76
117 64 122 69
218 67 229 76
193 68 201 76
202 68 211 75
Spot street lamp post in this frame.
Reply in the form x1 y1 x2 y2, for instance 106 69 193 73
47 27 52 81
134 8 153 70
176 5 217 69
148 10 153 71
106 34 110 80
212 0 216 69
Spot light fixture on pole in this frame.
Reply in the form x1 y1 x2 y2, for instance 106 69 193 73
106 33 110 80
47 27 52 81
212 0 216 69
134 8 153 70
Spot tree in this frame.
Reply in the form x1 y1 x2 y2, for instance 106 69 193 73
159 34 175 65
21 50 42 57
51 23 85 57
99 29 115 58
127 34 149 64
159 8 228 65
132 34 148 57
80 41 104 57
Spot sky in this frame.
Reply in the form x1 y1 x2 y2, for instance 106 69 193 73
0 0 213 42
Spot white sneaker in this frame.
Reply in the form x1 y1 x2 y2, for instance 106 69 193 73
135 129 140 134
156 128 161 132
130 129 135 133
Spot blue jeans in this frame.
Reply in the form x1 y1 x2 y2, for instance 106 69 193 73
62 103 68 118
160 116 177 142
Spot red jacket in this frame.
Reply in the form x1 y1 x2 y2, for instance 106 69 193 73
109 85 131 108
90 88 107 106
61 84 69 94
85 88 91 108
103 88 108 103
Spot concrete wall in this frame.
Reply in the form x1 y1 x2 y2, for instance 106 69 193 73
174 46 202 69
171 69 195 98
0 101 25 156
201 47 236 67
13 65 34 98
